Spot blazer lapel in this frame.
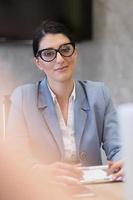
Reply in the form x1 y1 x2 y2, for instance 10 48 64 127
37 78 64 156
74 81 90 151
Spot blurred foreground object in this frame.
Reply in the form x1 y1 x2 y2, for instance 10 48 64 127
0 141 94 199
118 104 133 200
0 142 69 200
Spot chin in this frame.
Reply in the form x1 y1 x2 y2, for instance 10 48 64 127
48 73 72 85
56 72 73 82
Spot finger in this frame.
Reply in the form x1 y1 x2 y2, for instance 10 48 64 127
107 161 122 175
54 162 83 178
52 167 82 179
54 176 81 186
107 161 113 175
55 162 79 171
112 169 124 181
75 163 82 167
107 160 113 167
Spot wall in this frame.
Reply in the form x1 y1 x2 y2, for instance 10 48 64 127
79 0 133 104
0 42 43 136
0 0 133 136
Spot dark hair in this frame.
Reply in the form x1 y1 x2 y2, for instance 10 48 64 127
32 20 75 57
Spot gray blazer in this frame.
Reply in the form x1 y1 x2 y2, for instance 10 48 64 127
7 78 121 166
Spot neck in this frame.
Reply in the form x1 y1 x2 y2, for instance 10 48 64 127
48 79 74 102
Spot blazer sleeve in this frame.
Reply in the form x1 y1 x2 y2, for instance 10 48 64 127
6 86 40 167
101 84 122 161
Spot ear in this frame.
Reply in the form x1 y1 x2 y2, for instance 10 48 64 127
33 57 43 71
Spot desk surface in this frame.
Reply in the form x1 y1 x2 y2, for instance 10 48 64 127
80 182 124 200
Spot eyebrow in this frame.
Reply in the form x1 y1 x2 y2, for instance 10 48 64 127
39 42 71 51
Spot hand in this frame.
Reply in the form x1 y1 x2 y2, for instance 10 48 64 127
33 162 94 197
46 162 82 179
34 162 83 185
107 160 124 181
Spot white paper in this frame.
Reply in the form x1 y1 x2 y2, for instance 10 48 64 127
80 165 113 184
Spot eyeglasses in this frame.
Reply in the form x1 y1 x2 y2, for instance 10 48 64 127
36 42 75 62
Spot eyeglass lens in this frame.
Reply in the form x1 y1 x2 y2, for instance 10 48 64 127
39 43 75 62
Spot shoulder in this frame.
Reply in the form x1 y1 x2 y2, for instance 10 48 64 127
77 80 104 87
10 82 38 106
11 83 37 97
77 80 110 93
77 80 112 102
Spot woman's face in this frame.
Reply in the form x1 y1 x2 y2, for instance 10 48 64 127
35 33 77 83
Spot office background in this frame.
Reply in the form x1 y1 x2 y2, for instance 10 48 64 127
0 0 133 136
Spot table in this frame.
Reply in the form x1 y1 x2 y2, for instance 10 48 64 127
79 182 124 200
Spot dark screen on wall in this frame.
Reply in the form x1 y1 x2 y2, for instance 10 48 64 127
0 0 93 41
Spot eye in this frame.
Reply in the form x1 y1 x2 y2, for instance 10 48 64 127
60 44 74 56
42 50 55 57
60 45 71 53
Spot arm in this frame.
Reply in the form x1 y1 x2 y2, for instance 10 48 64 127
101 85 123 179
6 87 39 167
101 84 122 161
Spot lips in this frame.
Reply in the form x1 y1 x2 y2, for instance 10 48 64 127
55 66 68 71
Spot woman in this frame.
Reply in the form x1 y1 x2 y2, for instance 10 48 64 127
7 20 123 183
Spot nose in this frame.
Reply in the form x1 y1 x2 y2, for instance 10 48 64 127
56 52 65 63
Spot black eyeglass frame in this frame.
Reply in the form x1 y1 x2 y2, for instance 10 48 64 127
36 42 75 62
